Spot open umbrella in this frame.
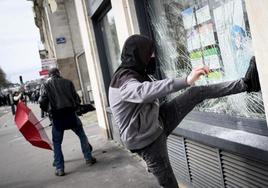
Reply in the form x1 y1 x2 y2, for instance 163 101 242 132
14 101 52 150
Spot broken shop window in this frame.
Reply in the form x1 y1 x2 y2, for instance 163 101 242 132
148 0 265 119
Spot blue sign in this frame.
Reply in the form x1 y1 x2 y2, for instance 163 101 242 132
56 37 66 44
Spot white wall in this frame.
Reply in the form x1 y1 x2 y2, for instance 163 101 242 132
245 0 268 123
64 0 84 54
111 0 140 51
47 0 74 59
42 1 57 59
73 0 141 136
74 0 109 135
42 8 56 58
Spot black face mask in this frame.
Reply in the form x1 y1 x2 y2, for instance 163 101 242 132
146 57 156 75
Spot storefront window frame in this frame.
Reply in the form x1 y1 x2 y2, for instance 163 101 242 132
90 0 114 97
133 0 267 136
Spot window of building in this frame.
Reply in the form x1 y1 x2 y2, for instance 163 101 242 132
99 8 121 77
148 0 265 119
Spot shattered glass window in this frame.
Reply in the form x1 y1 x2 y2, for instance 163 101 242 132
148 0 265 119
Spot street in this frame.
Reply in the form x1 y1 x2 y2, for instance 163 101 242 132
0 106 10 119
0 104 159 188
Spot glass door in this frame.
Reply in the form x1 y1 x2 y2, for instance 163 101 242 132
99 9 121 77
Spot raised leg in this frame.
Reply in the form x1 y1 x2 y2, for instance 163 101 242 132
160 79 247 136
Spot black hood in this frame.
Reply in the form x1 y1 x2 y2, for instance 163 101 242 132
118 34 154 75
110 35 154 88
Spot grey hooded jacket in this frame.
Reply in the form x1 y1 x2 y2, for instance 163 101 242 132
109 35 189 150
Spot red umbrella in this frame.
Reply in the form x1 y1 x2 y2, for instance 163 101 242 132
14 101 53 150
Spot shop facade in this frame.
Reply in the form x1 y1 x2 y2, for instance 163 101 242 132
74 0 268 187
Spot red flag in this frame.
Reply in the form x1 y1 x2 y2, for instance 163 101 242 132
14 101 52 150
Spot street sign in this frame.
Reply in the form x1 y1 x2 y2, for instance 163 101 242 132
41 58 57 70
40 58 57 76
56 37 66 44
39 70 49 76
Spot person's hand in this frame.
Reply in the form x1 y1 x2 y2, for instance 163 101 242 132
187 66 209 85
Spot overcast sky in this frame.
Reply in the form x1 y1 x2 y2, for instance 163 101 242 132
0 0 42 83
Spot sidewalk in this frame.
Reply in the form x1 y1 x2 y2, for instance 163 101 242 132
0 105 11 119
0 104 160 188
72 111 160 188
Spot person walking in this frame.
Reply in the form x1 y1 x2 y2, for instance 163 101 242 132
39 68 96 176
108 35 261 188
13 91 25 105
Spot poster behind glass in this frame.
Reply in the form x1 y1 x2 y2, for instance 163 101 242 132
148 0 265 119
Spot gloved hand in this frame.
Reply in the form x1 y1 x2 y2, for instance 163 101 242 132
187 66 209 85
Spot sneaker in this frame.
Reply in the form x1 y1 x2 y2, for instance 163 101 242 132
55 169 65 176
86 157 97 166
243 56 261 92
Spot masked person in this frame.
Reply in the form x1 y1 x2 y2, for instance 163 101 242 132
39 68 96 176
108 35 260 188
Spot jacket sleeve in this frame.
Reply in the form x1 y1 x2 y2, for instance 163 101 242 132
39 84 49 112
70 81 81 107
119 77 189 103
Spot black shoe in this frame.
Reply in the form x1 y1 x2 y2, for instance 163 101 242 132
55 169 65 176
243 56 261 92
86 157 97 166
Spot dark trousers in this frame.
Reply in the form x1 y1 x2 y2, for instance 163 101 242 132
135 79 247 188
52 115 92 170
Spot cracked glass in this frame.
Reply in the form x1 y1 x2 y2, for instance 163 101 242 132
148 0 265 119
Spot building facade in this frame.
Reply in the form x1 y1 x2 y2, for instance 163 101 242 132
33 0 92 103
35 0 268 187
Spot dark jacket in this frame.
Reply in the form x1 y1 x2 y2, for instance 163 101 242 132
39 75 80 113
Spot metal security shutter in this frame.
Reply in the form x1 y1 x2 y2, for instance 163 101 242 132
167 135 190 182
221 151 268 188
185 140 224 188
